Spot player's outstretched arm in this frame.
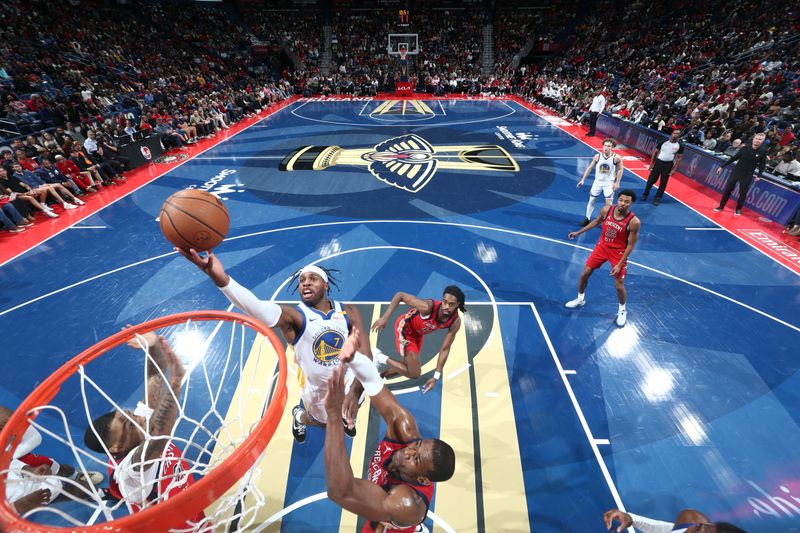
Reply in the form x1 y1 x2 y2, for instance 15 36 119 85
568 205 608 239
339 328 420 441
422 316 461 394
131 338 185 465
577 154 599 188
177 247 299 335
177 248 229 287
324 367 426 528
372 292 433 332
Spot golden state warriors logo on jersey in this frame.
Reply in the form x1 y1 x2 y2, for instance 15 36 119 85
312 329 345 366
599 163 611 174
279 134 519 193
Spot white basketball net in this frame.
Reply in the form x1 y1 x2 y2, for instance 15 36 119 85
2 317 283 532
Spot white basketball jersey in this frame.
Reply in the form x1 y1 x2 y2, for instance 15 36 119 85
595 153 616 182
293 300 354 423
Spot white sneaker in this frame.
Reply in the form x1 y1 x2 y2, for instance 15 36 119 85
45 209 59 218
616 309 627 327
73 198 85 206
76 470 104 486
565 298 586 309
63 203 77 210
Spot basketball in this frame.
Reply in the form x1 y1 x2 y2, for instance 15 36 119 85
159 189 230 251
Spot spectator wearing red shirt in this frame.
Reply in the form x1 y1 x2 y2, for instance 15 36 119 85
16 151 39 172
779 125 796 147
55 155 96 192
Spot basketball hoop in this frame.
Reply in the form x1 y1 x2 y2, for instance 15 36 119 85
0 311 288 533
399 45 408 62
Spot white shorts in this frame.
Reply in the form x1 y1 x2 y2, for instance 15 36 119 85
590 180 615 199
6 459 63 504
301 366 357 424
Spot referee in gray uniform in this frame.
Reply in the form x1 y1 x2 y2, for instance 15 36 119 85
714 132 768 216
642 128 684 205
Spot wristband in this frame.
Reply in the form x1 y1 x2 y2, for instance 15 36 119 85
433 371 441 380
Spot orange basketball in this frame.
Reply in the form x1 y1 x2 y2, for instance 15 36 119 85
159 189 230 251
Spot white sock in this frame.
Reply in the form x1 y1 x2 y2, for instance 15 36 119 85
577 292 585 301
619 303 626 312
586 196 597 219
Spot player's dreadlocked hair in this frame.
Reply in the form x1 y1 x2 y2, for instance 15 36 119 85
288 266 341 294
443 285 466 313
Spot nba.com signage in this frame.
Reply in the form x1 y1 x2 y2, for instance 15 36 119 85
596 114 800 224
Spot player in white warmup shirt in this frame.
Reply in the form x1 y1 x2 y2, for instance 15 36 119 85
576 138 623 226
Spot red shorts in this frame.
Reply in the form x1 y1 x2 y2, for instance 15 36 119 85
586 244 627 278
394 315 423 357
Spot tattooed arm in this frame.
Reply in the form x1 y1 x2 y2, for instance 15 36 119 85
128 336 185 466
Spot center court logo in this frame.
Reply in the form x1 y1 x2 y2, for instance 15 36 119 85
278 133 519 193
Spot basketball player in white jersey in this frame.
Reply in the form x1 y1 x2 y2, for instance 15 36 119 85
577 138 623 226
179 248 375 443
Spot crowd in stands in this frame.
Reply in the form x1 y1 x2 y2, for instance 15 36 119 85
327 8 396 95
0 0 294 236
243 9 322 74
2 0 799 235
493 7 571 77
412 7 485 94
523 0 800 177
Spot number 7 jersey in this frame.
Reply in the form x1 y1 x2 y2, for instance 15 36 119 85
292 300 354 423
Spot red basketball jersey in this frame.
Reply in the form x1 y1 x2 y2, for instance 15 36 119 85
108 442 205 524
598 207 635 250
399 299 458 338
362 438 434 533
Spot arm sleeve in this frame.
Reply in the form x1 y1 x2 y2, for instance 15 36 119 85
628 513 676 533
346 352 384 396
219 277 282 327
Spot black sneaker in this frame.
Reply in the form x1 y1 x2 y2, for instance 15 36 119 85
343 418 357 438
579 217 590 227
653 198 660 206
292 405 307 443
641 193 648 201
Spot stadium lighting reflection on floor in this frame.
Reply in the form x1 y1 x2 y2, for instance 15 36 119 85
604 325 640 359
641 367 676 403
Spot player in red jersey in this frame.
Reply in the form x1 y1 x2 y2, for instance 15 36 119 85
565 189 640 327
83 331 205 526
325 328 456 533
370 287 465 393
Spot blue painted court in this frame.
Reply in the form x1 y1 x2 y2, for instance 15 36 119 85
1 98 798 532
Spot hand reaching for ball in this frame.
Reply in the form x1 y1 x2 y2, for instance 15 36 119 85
176 247 230 288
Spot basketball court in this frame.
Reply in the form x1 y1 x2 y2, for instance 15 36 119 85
1 97 798 532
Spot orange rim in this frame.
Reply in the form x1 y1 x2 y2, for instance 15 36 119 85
0 310 288 533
